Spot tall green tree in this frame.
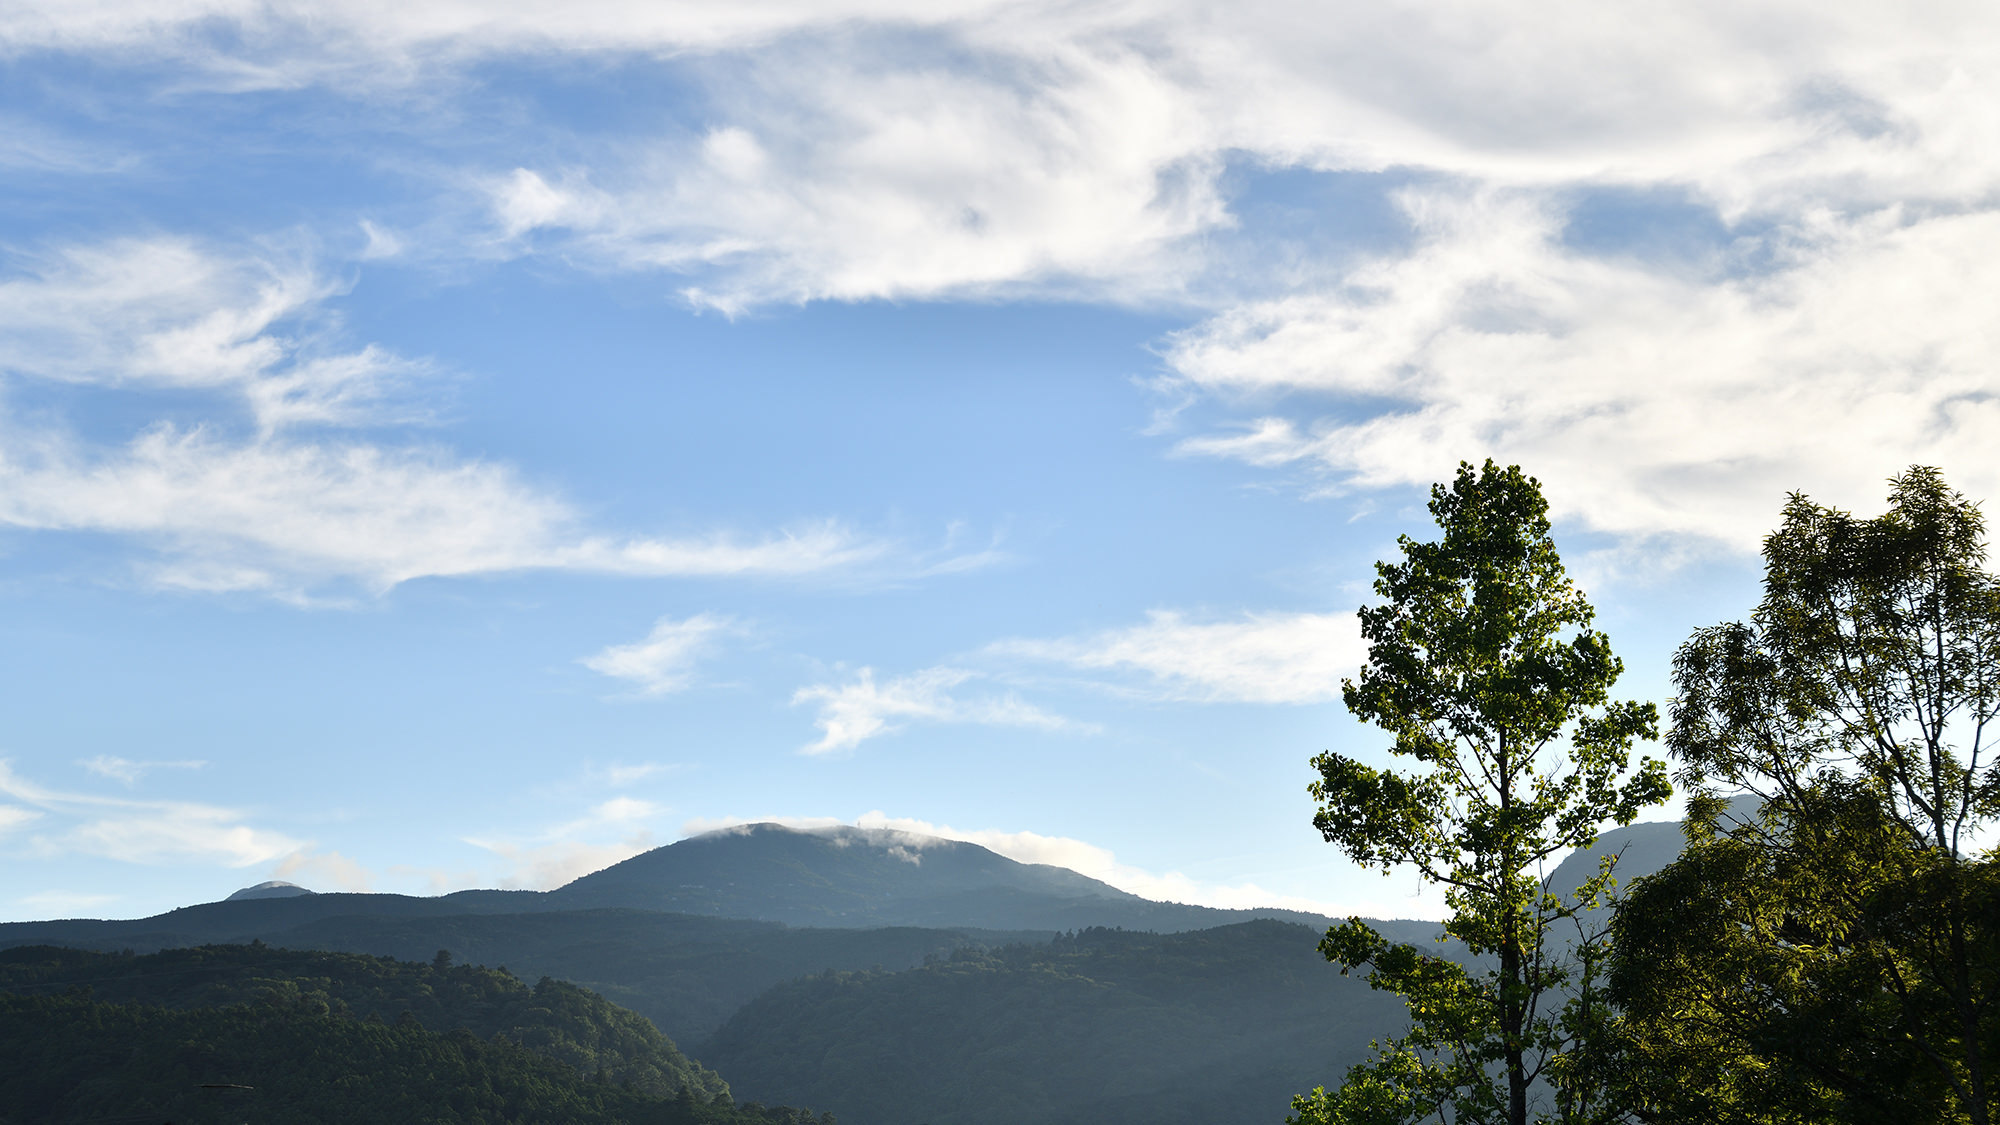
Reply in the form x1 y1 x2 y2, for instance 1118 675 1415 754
1608 467 2000 1125
1295 461 1669 1125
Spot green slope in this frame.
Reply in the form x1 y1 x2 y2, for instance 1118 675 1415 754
698 920 1412 1125
0 943 731 1103
0 989 830 1125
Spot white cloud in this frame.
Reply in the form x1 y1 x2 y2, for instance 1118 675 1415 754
0 236 929 597
791 666 1080 754
1166 190 2000 551
582 613 736 696
10 6 2000 550
0 238 428 432
0 423 885 595
0 759 301 867
995 609 1364 704
25 2 1996 308
78 756 208 786
0 804 40 833
493 42 1228 310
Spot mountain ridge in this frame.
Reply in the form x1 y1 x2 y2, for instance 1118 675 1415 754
2 821 1383 942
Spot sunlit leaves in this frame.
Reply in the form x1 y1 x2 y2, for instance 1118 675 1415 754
1612 467 2000 1124
1303 461 1669 1125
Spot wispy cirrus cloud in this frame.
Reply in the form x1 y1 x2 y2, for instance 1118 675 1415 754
0 237 430 432
11 3 2000 555
791 666 1082 754
0 237 916 597
0 759 300 868
21 2 1994 306
993 609 1364 705
581 613 738 696
78 756 208 786
584 761 687 787
0 422 886 595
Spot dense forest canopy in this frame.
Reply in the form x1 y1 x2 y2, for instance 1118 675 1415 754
0 943 831 1125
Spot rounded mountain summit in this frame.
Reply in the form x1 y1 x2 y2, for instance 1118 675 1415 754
549 823 1152 930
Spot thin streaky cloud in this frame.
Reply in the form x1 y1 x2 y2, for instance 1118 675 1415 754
78 756 208 786
0 237 431 432
791 666 1082 755
0 759 301 868
993 609 1364 705
0 425 889 595
582 613 737 696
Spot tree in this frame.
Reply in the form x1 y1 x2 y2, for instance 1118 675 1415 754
1295 460 1670 1125
1608 467 2000 1124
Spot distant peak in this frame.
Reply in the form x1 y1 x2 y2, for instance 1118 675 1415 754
225 880 315 901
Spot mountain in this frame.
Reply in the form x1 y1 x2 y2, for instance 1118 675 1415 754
1544 818 1689 904
551 823 1139 921
1 821 1675 1125
0 823 1366 951
547 823 1354 934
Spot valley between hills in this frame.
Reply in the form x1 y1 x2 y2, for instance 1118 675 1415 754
0 820 1685 1125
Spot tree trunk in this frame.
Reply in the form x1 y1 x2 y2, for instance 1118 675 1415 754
1503 931 1527 1125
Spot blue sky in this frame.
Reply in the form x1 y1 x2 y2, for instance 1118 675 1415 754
1 1 1993 922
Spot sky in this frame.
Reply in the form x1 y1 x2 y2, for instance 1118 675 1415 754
1 0 1996 923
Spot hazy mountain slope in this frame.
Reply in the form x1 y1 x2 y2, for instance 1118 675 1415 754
699 920 1407 1125
260 909 1037 1044
1544 799 1762 905
1544 819 1689 904
0 942 731 1101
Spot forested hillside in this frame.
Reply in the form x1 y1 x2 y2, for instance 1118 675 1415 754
0 988 830 1125
0 943 740 1105
699 921 1410 1125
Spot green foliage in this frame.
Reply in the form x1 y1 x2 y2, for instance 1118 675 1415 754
0 941 730 1102
698 921 1412 1125
1303 460 1669 1125
0 954 832 1125
1609 467 2000 1125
